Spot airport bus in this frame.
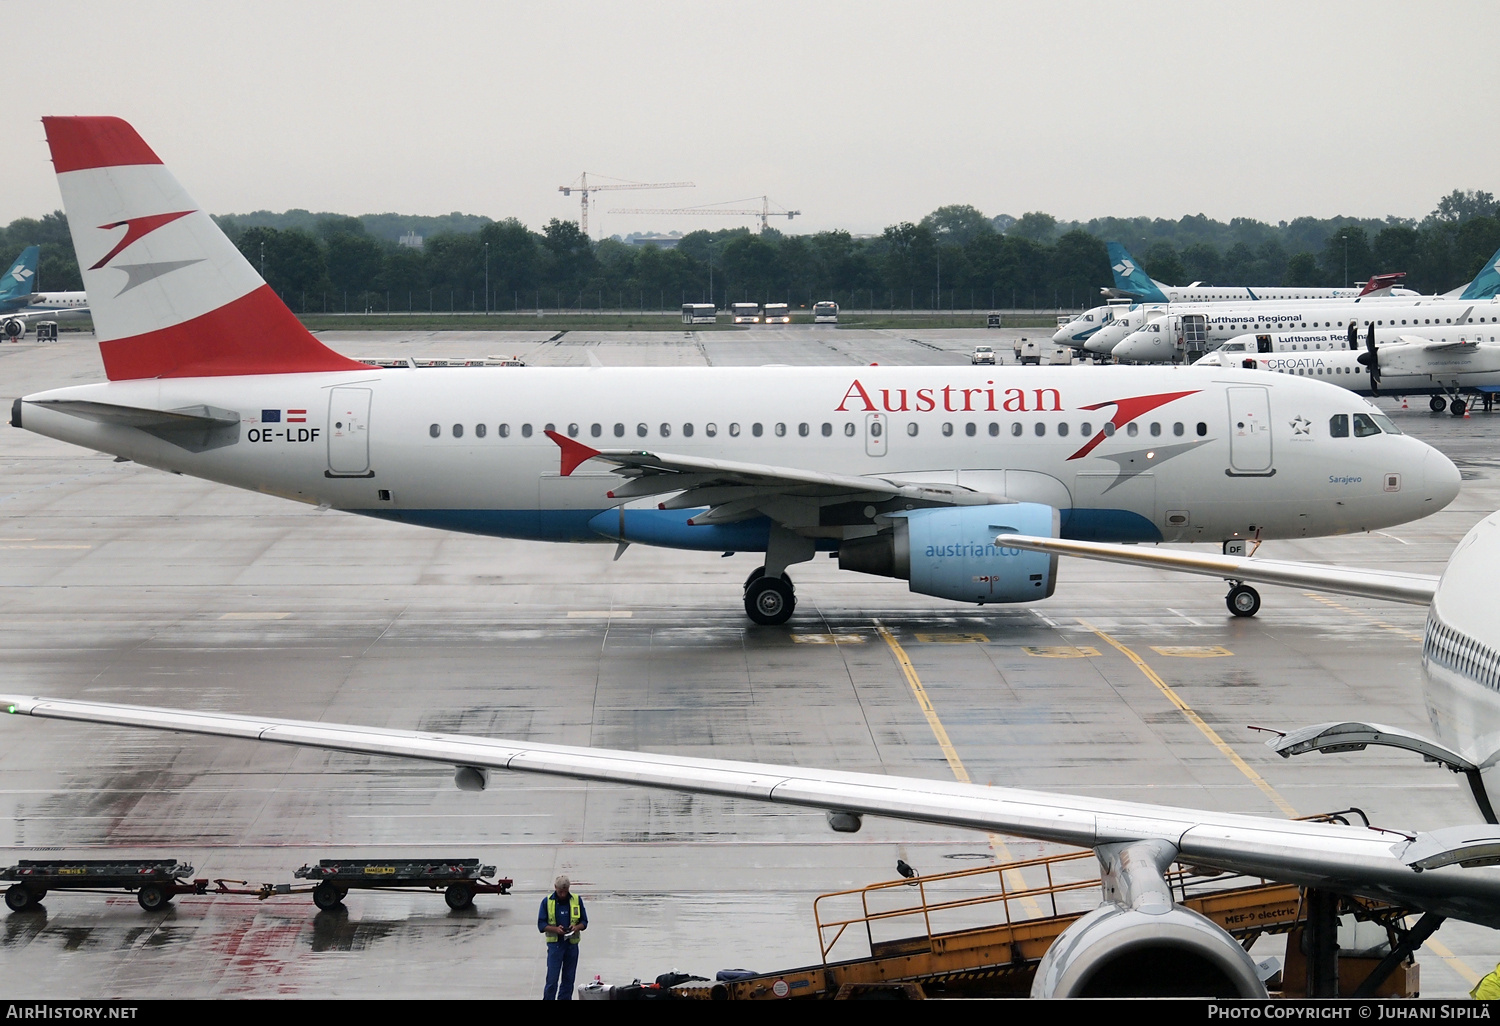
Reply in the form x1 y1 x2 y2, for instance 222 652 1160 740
762 302 791 324
681 303 717 325
813 301 839 323
731 302 761 324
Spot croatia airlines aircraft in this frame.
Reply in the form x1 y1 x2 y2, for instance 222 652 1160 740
1198 326 1500 413
7 509 1500 996
10 117 1460 626
0 245 89 339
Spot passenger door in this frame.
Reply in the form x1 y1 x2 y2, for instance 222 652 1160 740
327 386 372 476
865 413 887 457
1226 386 1273 475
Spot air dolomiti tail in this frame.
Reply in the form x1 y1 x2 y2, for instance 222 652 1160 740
12 117 1463 625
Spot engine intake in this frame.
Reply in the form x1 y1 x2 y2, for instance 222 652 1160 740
838 502 1059 604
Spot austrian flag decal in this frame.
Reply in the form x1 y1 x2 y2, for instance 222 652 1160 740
260 409 307 424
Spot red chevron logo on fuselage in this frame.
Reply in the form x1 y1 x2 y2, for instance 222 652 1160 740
1065 389 1201 461
89 210 195 270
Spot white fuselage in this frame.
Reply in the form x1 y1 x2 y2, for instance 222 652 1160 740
1200 331 1500 397
1113 296 1500 363
18 365 1457 553
1423 512 1500 817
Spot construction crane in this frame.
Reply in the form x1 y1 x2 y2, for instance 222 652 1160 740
558 173 694 237
610 196 801 233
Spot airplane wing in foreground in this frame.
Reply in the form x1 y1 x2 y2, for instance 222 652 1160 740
4 693 1499 929
991 534 1437 606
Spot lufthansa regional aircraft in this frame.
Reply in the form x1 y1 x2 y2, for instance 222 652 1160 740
6 509 1500 997
0 245 89 339
1051 242 1388 349
10 118 1460 625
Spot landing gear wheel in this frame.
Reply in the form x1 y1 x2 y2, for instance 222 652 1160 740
1451 399 1467 416
313 881 346 912
1430 396 1447 412
444 884 475 911
743 566 765 589
5 884 36 912
137 884 170 912
1226 584 1261 618
745 575 796 626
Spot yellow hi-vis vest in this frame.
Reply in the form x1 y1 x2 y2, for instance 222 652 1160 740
546 893 582 944
1471 964 1500 1000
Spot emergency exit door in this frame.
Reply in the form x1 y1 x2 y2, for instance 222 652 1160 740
327 387 372 476
865 413 887 457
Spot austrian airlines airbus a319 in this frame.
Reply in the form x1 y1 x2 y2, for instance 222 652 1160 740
11 118 1462 624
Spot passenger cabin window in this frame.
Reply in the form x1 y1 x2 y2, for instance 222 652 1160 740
821 423 832 437
1126 423 1139 437
988 422 999 437
499 424 510 438
614 423 624 437
798 423 810 437
706 423 718 437
942 422 954 436
752 423 763 437
522 424 533 438
1057 422 1069 437
683 423 694 437
775 423 786 437
908 423 919 437
1196 422 1207 436
476 423 487 438
1352 413 1381 438
1330 414 1349 438
590 423 601 438
1034 422 1046 437
729 423 741 437
637 423 648 437
1011 422 1022 437
567 423 579 438
429 423 440 438
660 423 671 437
965 422 976 437
844 422 855 437
452 424 463 438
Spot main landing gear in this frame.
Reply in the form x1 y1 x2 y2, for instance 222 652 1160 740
1226 582 1261 618
744 567 796 626
1430 395 1467 415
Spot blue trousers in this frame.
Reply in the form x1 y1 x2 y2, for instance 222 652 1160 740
544 941 580 1000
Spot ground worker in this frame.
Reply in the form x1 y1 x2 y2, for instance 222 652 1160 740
538 875 588 1000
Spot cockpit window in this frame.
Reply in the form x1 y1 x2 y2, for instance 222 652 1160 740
1352 413 1381 437
1329 414 1349 438
1369 413 1401 435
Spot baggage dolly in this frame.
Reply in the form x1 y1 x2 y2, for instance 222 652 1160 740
3 859 205 912
292 858 512 911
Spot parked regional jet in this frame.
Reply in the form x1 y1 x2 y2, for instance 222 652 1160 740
1111 291 1500 364
9 117 1461 626
0 245 89 339
1051 241 1396 349
7 508 1500 996
1199 324 1500 414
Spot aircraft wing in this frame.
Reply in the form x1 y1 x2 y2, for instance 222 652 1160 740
545 429 997 521
5 693 1500 927
992 535 1437 605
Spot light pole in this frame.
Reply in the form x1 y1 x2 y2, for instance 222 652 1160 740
1341 233 1349 288
484 242 490 315
259 241 265 281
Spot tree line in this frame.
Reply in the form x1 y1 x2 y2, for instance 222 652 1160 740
4 190 1496 313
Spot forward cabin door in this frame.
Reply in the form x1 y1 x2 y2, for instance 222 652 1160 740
327 387 372 476
1226 386 1273 475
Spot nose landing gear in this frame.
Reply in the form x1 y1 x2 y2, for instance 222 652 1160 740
1226 582 1261 618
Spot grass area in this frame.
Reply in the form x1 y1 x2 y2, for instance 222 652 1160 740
295 312 1060 332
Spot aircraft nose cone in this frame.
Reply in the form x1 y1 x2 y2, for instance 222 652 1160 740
1424 447 1461 507
1052 326 1072 345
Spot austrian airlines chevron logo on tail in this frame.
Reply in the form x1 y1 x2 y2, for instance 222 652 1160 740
90 210 195 269
1066 390 1200 461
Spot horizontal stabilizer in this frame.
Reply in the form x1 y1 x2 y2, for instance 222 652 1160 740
29 398 240 452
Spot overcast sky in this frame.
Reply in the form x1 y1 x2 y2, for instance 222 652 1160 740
6 1 1497 237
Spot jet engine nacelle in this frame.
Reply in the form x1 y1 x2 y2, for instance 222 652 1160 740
1030 902 1269 999
838 502 1058 603
3 318 25 339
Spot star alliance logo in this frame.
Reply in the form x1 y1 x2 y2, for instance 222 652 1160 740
1112 259 1137 277
1290 415 1311 435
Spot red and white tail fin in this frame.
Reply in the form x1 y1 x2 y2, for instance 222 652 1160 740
43 116 368 380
